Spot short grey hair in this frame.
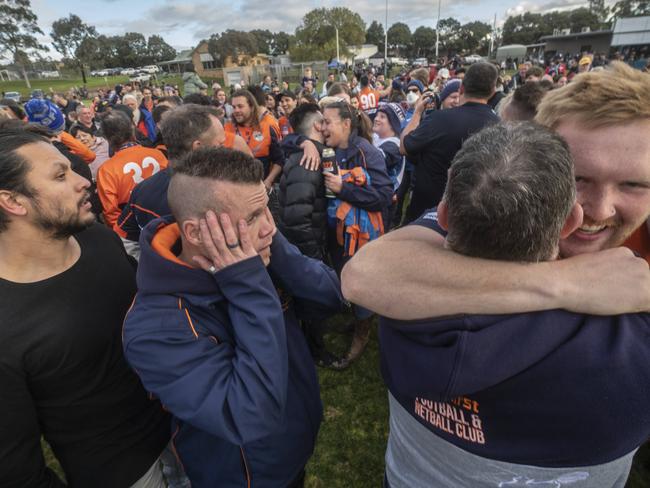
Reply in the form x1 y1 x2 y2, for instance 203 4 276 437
443 122 575 262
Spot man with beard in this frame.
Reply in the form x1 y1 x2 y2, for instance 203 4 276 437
225 90 284 192
0 130 171 487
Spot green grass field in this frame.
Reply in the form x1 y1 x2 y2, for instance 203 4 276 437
42 314 650 487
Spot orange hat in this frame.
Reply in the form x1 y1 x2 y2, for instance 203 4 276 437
579 56 592 66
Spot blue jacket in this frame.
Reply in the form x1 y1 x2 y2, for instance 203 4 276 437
335 135 393 214
123 218 344 487
116 169 170 242
380 305 650 467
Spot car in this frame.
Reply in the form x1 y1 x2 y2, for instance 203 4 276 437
413 57 428 67
141 65 159 74
121 68 137 76
3 91 21 103
130 73 151 83
464 54 484 64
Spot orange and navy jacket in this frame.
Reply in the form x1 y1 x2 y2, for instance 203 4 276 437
60 131 96 164
122 217 343 487
97 144 168 229
278 116 293 138
114 133 236 241
225 115 283 176
358 86 380 114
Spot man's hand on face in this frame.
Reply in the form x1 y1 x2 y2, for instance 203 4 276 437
558 247 650 315
193 210 258 272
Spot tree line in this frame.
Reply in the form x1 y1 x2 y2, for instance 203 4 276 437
1 0 648 88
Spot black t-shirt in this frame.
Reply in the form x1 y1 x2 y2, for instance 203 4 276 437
403 102 498 221
0 225 170 488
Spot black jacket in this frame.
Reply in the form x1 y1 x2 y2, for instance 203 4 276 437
278 140 328 261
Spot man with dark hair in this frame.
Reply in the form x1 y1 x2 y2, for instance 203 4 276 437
279 90 297 137
278 103 343 368
500 82 551 122
380 122 650 487
96 111 168 229
0 130 171 487
123 146 343 488
399 62 499 222
182 93 213 106
115 104 250 256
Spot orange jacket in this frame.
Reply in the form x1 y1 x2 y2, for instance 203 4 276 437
96 145 168 228
225 115 282 173
358 87 380 111
59 131 96 164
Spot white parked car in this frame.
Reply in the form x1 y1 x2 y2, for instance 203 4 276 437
141 65 160 74
121 68 137 76
464 54 484 64
130 73 151 82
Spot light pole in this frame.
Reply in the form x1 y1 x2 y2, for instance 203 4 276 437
384 0 388 77
335 26 340 72
435 0 442 59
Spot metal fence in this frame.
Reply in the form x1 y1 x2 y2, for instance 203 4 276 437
247 61 330 86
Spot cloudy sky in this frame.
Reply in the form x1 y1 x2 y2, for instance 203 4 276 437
31 0 595 56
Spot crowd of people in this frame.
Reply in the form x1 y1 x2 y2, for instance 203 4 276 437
0 50 649 488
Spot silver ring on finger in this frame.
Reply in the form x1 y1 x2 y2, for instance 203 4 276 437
208 265 217 274
226 241 240 249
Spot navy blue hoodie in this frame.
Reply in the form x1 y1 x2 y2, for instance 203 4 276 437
123 217 344 487
380 295 650 468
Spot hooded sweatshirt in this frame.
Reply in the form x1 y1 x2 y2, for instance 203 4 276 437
123 218 344 487
379 213 650 488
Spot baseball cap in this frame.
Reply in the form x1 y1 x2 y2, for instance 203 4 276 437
24 99 65 133
579 56 592 66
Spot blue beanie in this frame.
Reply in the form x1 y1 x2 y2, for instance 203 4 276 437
24 99 65 133
439 79 462 104
406 79 425 93
377 102 406 136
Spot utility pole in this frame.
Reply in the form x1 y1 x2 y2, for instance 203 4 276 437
384 0 388 77
336 26 340 72
435 0 442 59
489 13 497 59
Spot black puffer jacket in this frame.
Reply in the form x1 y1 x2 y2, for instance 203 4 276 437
278 141 328 261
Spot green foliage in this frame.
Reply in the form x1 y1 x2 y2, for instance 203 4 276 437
292 7 366 62
502 8 602 45
146 35 176 64
410 26 436 58
387 22 411 56
50 14 97 62
0 0 45 62
208 30 259 66
366 21 385 53
611 0 650 18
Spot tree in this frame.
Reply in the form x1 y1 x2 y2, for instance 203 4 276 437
292 7 365 62
0 0 45 88
208 30 259 66
568 8 602 33
366 20 385 53
50 14 97 83
387 22 411 56
147 35 176 64
270 31 292 55
410 26 436 58
610 0 650 18
458 21 492 54
250 29 273 55
589 0 610 25
502 12 547 45
437 17 462 54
